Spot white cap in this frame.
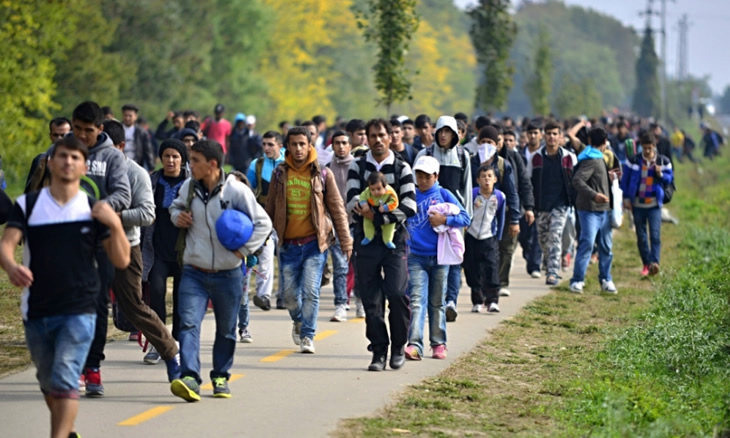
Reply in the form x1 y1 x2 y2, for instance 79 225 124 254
397 115 409 123
412 156 440 175
246 115 256 125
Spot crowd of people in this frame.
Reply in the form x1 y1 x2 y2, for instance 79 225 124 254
2 99 721 438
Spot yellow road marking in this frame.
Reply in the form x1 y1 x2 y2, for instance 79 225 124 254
314 330 337 340
200 373 244 390
118 406 174 426
261 349 296 362
348 318 365 324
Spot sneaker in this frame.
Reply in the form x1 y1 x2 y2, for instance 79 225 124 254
128 331 139 342
165 354 181 382
487 302 500 313
345 302 351 311
546 275 559 286
291 322 302 346
601 279 618 294
300 337 315 354
471 304 482 313
648 263 660 276
355 298 366 318
212 376 231 398
276 297 286 309
69 432 81 438
445 301 458 322
404 345 421 361
170 376 201 402
330 304 347 322
432 344 447 359
530 271 542 279
143 346 161 365
84 368 104 398
641 265 650 276
499 288 511 297
78 374 85 392
253 295 271 311
239 328 253 343
569 282 584 294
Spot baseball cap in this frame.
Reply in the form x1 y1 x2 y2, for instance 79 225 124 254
235 112 246 123
412 156 440 175
246 115 256 125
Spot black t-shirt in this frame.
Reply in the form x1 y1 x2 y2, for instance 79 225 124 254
7 189 110 320
540 153 568 211
153 174 186 262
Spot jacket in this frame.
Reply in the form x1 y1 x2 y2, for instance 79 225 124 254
85 132 131 212
501 146 534 213
265 150 353 254
407 182 470 257
527 146 577 211
170 171 272 271
131 125 156 170
470 155 520 224
467 188 506 240
120 158 155 246
572 146 611 212
620 154 674 207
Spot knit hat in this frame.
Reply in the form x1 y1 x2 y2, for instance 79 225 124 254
159 139 188 163
478 126 500 144
215 209 254 251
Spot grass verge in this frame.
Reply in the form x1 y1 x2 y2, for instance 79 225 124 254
335 154 730 437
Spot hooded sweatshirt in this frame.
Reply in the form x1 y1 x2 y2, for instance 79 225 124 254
284 148 318 239
84 132 131 212
407 181 470 257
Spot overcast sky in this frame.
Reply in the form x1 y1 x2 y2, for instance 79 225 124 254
454 0 730 94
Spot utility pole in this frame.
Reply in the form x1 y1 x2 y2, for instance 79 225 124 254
659 0 674 123
677 14 689 81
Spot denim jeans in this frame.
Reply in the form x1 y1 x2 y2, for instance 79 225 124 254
178 266 243 384
330 240 349 306
279 240 328 340
570 210 613 284
633 206 662 265
444 264 463 304
407 255 447 356
25 313 96 399
237 270 251 331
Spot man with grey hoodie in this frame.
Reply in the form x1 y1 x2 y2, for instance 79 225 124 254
70 101 132 397
415 115 472 322
102 120 181 380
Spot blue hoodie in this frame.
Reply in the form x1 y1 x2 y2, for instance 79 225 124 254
407 182 470 257
577 145 605 162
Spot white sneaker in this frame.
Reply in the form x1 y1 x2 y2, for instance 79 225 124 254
292 322 302 346
355 298 366 318
499 288 511 297
445 301 458 322
239 328 253 343
488 302 500 313
530 271 542 279
143 346 161 365
300 337 315 354
601 279 618 294
471 304 482 313
345 303 351 311
569 282 585 294
330 304 347 322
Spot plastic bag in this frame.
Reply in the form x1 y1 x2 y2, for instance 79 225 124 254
611 176 623 228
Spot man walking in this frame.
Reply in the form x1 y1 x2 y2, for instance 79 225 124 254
265 127 352 354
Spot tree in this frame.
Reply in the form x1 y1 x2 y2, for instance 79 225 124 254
524 26 552 116
632 28 660 117
554 77 603 118
468 0 517 112
356 0 420 115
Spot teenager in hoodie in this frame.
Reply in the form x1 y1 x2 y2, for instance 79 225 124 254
245 131 286 312
405 156 470 361
415 115 472 323
70 101 131 398
327 130 357 321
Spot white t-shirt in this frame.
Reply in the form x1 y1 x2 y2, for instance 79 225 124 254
124 124 136 159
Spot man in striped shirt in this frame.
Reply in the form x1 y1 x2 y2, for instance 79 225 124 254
346 119 417 372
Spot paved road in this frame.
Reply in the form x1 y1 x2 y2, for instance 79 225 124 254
0 255 551 437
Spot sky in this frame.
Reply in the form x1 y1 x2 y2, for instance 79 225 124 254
454 0 730 94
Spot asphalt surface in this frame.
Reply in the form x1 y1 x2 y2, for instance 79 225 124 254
0 255 552 437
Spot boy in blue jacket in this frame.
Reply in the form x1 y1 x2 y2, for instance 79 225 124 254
463 166 506 313
405 156 470 361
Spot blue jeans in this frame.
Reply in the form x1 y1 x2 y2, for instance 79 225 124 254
633 206 662 265
24 313 96 399
237 270 251 331
178 266 243 384
279 240 328 340
407 255 448 355
330 240 349 306
444 264 463 304
571 210 613 284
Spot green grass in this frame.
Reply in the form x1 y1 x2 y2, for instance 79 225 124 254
335 154 730 437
